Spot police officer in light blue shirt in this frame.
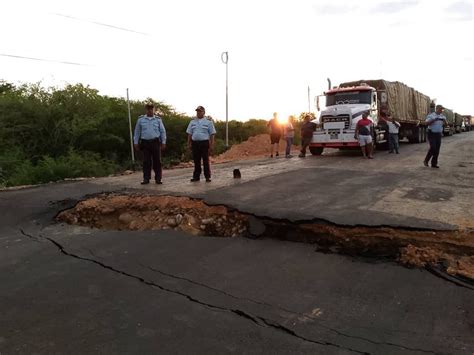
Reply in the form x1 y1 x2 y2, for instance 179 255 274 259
186 105 216 182
133 102 167 184
424 104 446 168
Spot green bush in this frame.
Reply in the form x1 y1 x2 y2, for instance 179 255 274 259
6 150 118 186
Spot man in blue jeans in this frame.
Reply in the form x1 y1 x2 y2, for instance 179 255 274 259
424 105 446 168
380 112 400 154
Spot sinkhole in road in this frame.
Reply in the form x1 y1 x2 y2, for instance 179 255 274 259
56 193 474 282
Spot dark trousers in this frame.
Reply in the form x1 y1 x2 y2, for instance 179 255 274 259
140 139 162 181
389 133 399 153
192 140 210 179
300 137 312 155
425 131 442 166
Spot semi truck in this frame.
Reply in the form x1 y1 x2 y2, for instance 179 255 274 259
311 79 432 155
454 113 464 133
442 108 455 136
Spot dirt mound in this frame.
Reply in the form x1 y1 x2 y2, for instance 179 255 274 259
173 134 301 169
213 134 300 163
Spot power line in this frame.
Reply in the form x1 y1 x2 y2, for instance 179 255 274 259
0 53 89 66
53 13 150 36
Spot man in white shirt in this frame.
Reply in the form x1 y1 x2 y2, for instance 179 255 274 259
380 112 401 154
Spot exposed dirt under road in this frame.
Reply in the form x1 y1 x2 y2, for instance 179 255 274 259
57 194 474 281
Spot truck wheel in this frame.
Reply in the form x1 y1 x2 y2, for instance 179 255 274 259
309 147 324 156
409 127 421 143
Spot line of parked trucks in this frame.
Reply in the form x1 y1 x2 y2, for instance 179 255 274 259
310 79 472 155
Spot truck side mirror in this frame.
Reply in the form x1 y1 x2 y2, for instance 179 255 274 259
380 92 387 104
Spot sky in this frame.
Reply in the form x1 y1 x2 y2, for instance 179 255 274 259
1 0 473 121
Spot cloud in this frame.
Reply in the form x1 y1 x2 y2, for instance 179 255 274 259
445 1 473 21
312 3 359 15
371 1 419 14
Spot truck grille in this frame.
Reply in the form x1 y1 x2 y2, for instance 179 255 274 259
322 115 350 129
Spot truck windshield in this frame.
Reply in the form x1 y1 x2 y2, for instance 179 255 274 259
326 91 372 106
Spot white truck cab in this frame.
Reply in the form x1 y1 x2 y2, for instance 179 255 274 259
310 84 385 155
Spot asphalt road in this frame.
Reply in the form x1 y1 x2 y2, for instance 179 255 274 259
1 132 473 354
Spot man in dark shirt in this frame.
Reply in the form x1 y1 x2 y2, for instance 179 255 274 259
267 112 282 158
299 114 317 157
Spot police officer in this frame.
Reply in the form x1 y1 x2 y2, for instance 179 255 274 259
424 104 446 168
133 102 167 184
186 106 216 182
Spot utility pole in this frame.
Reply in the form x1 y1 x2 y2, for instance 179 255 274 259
221 51 229 147
126 88 135 163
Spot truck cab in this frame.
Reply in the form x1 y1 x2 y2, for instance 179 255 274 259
310 84 385 155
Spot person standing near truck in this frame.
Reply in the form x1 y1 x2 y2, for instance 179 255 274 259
267 112 282 158
299 114 317 157
380 112 401 154
133 102 167 185
355 112 374 159
424 104 446 168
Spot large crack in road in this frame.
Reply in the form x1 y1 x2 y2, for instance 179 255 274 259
19 228 440 354
43 234 370 354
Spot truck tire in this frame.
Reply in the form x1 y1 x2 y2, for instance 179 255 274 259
409 127 422 143
309 147 324 156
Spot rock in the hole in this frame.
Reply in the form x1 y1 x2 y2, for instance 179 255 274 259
167 218 177 227
201 218 214 225
175 214 183 225
118 212 133 224
129 220 139 230
184 214 197 225
248 216 265 237
99 206 115 214
180 224 202 236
